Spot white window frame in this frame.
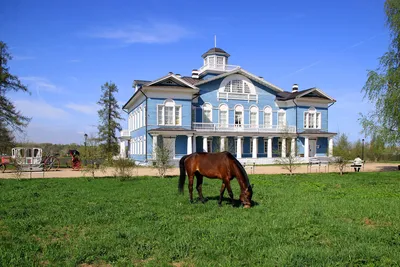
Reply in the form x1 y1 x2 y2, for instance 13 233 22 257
304 107 321 129
234 105 244 128
263 106 272 128
202 103 213 123
249 105 259 128
219 104 229 127
278 109 286 128
156 99 182 126
224 80 253 94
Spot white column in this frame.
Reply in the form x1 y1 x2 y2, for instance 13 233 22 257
237 136 242 159
193 136 197 153
187 135 193 154
328 137 333 157
281 138 286 158
252 137 258 159
152 134 158 159
203 136 208 152
267 137 272 158
220 136 226 152
120 141 125 158
291 138 296 158
304 137 309 158
170 137 176 159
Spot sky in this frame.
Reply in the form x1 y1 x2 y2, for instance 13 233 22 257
0 0 390 144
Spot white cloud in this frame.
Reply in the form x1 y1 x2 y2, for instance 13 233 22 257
21 76 62 93
89 22 192 44
14 99 69 120
65 102 98 115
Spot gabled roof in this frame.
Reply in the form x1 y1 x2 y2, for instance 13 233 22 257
145 73 198 89
276 87 336 102
194 67 284 92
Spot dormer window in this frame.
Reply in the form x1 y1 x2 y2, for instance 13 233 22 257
224 80 252 94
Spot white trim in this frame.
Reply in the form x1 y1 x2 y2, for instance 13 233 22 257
303 106 322 129
218 103 229 127
202 102 213 123
249 105 259 128
277 109 286 127
263 106 272 128
219 74 256 94
146 73 198 89
296 87 335 102
156 99 182 126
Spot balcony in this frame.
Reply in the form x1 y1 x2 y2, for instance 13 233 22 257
120 130 130 138
198 64 239 74
192 123 296 133
217 92 258 102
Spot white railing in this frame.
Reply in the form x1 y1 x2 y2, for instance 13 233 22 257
198 64 239 74
192 123 296 133
120 130 130 137
217 92 258 102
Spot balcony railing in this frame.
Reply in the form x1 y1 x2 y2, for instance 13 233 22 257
192 123 296 133
120 130 130 137
218 92 258 102
198 64 239 74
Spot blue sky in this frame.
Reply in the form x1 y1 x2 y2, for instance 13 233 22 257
1 0 389 144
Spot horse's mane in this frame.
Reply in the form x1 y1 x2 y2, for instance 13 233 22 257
225 152 251 188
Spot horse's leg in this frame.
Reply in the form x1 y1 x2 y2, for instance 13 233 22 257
188 174 195 203
218 182 226 206
225 180 234 206
195 172 205 203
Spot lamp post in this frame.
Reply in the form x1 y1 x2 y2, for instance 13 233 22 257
84 133 88 166
362 138 365 160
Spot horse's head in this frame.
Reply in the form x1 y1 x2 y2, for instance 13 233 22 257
241 184 253 208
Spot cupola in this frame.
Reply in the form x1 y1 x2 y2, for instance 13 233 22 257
198 47 238 77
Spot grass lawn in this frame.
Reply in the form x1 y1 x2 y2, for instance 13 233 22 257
1 172 400 266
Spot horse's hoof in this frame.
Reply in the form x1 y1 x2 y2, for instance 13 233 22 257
243 204 251 209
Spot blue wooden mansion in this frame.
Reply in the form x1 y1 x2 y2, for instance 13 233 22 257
119 47 336 164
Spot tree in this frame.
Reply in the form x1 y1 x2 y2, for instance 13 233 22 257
97 82 122 161
0 41 30 132
0 121 15 155
332 133 353 175
153 138 173 178
360 0 400 146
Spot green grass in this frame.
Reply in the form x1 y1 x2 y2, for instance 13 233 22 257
1 172 400 266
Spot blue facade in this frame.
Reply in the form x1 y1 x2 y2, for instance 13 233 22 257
121 47 336 163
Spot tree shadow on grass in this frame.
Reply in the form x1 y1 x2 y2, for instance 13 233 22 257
375 165 400 172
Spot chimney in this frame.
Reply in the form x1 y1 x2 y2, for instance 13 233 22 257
168 72 173 75
192 69 199 79
292 84 299 93
259 76 264 80
176 73 181 78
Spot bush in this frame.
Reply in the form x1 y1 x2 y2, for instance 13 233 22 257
113 158 137 181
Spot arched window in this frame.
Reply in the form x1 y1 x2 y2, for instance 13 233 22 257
249 106 258 128
278 109 286 128
157 99 181 126
203 103 213 123
263 106 272 128
219 104 228 127
224 80 252 94
234 105 244 127
304 107 321 129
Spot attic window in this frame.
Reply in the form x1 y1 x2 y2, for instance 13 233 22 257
224 80 252 94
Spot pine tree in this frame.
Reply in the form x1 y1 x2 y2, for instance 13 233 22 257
97 82 123 161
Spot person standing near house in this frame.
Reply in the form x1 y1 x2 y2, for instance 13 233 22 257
353 155 363 172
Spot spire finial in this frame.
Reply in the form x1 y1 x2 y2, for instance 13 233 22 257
214 35 217 48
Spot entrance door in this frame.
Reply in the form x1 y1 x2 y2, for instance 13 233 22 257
309 140 317 157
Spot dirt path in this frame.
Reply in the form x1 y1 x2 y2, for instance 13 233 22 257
0 162 398 179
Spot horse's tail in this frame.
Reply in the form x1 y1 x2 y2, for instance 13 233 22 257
178 154 189 194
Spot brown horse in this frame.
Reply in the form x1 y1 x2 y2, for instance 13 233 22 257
178 151 253 208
